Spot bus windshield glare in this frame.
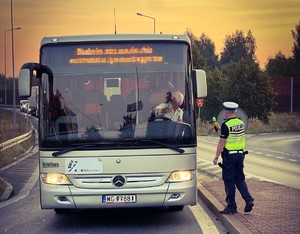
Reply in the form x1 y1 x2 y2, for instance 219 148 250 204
39 42 196 149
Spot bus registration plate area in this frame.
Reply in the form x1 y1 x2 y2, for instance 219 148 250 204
102 195 136 204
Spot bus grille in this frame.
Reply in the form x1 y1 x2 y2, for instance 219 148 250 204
67 173 169 189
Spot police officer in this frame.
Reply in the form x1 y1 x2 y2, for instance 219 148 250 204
213 102 254 214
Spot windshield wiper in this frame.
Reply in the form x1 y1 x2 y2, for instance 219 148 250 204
52 139 185 157
52 143 98 157
140 139 185 154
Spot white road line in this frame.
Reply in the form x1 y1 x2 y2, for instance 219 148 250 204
202 165 218 170
0 166 38 209
288 159 298 162
244 172 284 185
189 203 221 234
197 161 211 165
199 138 298 158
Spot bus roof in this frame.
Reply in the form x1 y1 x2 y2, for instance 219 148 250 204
41 34 191 47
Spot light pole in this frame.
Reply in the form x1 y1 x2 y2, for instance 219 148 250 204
10 0 17 126
136 12 156 34
4 27 21 109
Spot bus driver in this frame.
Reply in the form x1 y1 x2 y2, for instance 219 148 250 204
153 91 184 122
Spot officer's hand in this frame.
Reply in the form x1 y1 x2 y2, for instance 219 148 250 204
213 157 218 165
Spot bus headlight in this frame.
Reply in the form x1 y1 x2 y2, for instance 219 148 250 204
41 173 72 185
167 170 196 182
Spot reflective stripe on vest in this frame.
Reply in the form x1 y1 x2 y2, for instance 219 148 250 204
224 118 245 151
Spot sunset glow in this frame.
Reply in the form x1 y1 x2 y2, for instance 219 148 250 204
0 0 299 77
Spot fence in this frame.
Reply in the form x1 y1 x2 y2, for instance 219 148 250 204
272 76 300 113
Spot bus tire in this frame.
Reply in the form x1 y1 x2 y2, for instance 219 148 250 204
54 208 70 214
169 205 184 211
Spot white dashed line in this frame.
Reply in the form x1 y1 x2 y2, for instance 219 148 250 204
198 137 299 163
288 159 298 162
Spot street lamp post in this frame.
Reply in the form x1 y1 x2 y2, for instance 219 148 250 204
4 27 21 109
10 0 17 126
136 12 156 34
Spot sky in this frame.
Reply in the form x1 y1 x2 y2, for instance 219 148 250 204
1 0 300 77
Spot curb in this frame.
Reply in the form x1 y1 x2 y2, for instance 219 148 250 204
0 176 13 200
0 128 38 202
197 184 252 234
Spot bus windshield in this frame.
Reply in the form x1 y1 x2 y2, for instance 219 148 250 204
39 41 196 149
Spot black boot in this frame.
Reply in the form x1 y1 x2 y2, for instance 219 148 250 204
244 201 254 212
219 206 237 214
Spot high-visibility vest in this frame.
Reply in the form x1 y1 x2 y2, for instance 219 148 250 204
224 118 246 150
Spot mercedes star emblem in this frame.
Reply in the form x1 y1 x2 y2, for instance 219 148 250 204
112 175 126 187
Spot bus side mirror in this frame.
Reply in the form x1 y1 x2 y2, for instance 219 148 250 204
18 66 33 98
192 69 207 98
18 62 53 98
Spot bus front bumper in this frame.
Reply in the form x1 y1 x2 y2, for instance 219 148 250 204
40 178 197 209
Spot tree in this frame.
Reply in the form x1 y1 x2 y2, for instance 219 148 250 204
265 52 298 76
185 28 276 122
195 33 218 71
292 20 300 61
220 60 275 122
185 30 218 71
0 74 5 89
201 60 276 123
185 29 204 69
266 20 300 76
220 30 257 65
200 68 226 120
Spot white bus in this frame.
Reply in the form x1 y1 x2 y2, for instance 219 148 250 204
18 34 207 213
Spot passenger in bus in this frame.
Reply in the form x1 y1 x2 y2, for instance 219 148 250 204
153 91 184 122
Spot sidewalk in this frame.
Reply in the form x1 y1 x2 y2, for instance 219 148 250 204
198 178 300 234
1 150 300 233
0 149 38 201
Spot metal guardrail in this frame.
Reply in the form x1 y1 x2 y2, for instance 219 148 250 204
0 127 33 152
0 104 18 108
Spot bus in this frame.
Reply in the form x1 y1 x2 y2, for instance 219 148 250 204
18 34 207 213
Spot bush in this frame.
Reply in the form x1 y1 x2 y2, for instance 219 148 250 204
197 112 300 135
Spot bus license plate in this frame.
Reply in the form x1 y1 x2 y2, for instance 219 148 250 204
102 195 136 204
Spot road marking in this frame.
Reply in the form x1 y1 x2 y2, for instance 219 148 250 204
199 139 298 164
198 137 298 158
202 165 218 170
243 172 284 185
189 203 221 234
0 166 38 209
197 159 281 184
288 159 298 162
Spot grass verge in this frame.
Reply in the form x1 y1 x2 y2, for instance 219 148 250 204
0 109 35 196
198 112 300 135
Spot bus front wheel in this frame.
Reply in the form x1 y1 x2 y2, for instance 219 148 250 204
54 208 70 214
169 205 184 211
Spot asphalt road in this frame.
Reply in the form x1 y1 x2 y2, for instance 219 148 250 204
0 114 227 234
0 178 226 234
2 113 299 233
197 132 300 189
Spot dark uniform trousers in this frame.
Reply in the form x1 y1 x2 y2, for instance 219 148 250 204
222 152 253 209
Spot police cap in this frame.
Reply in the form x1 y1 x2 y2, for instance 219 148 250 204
223 101 239 111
